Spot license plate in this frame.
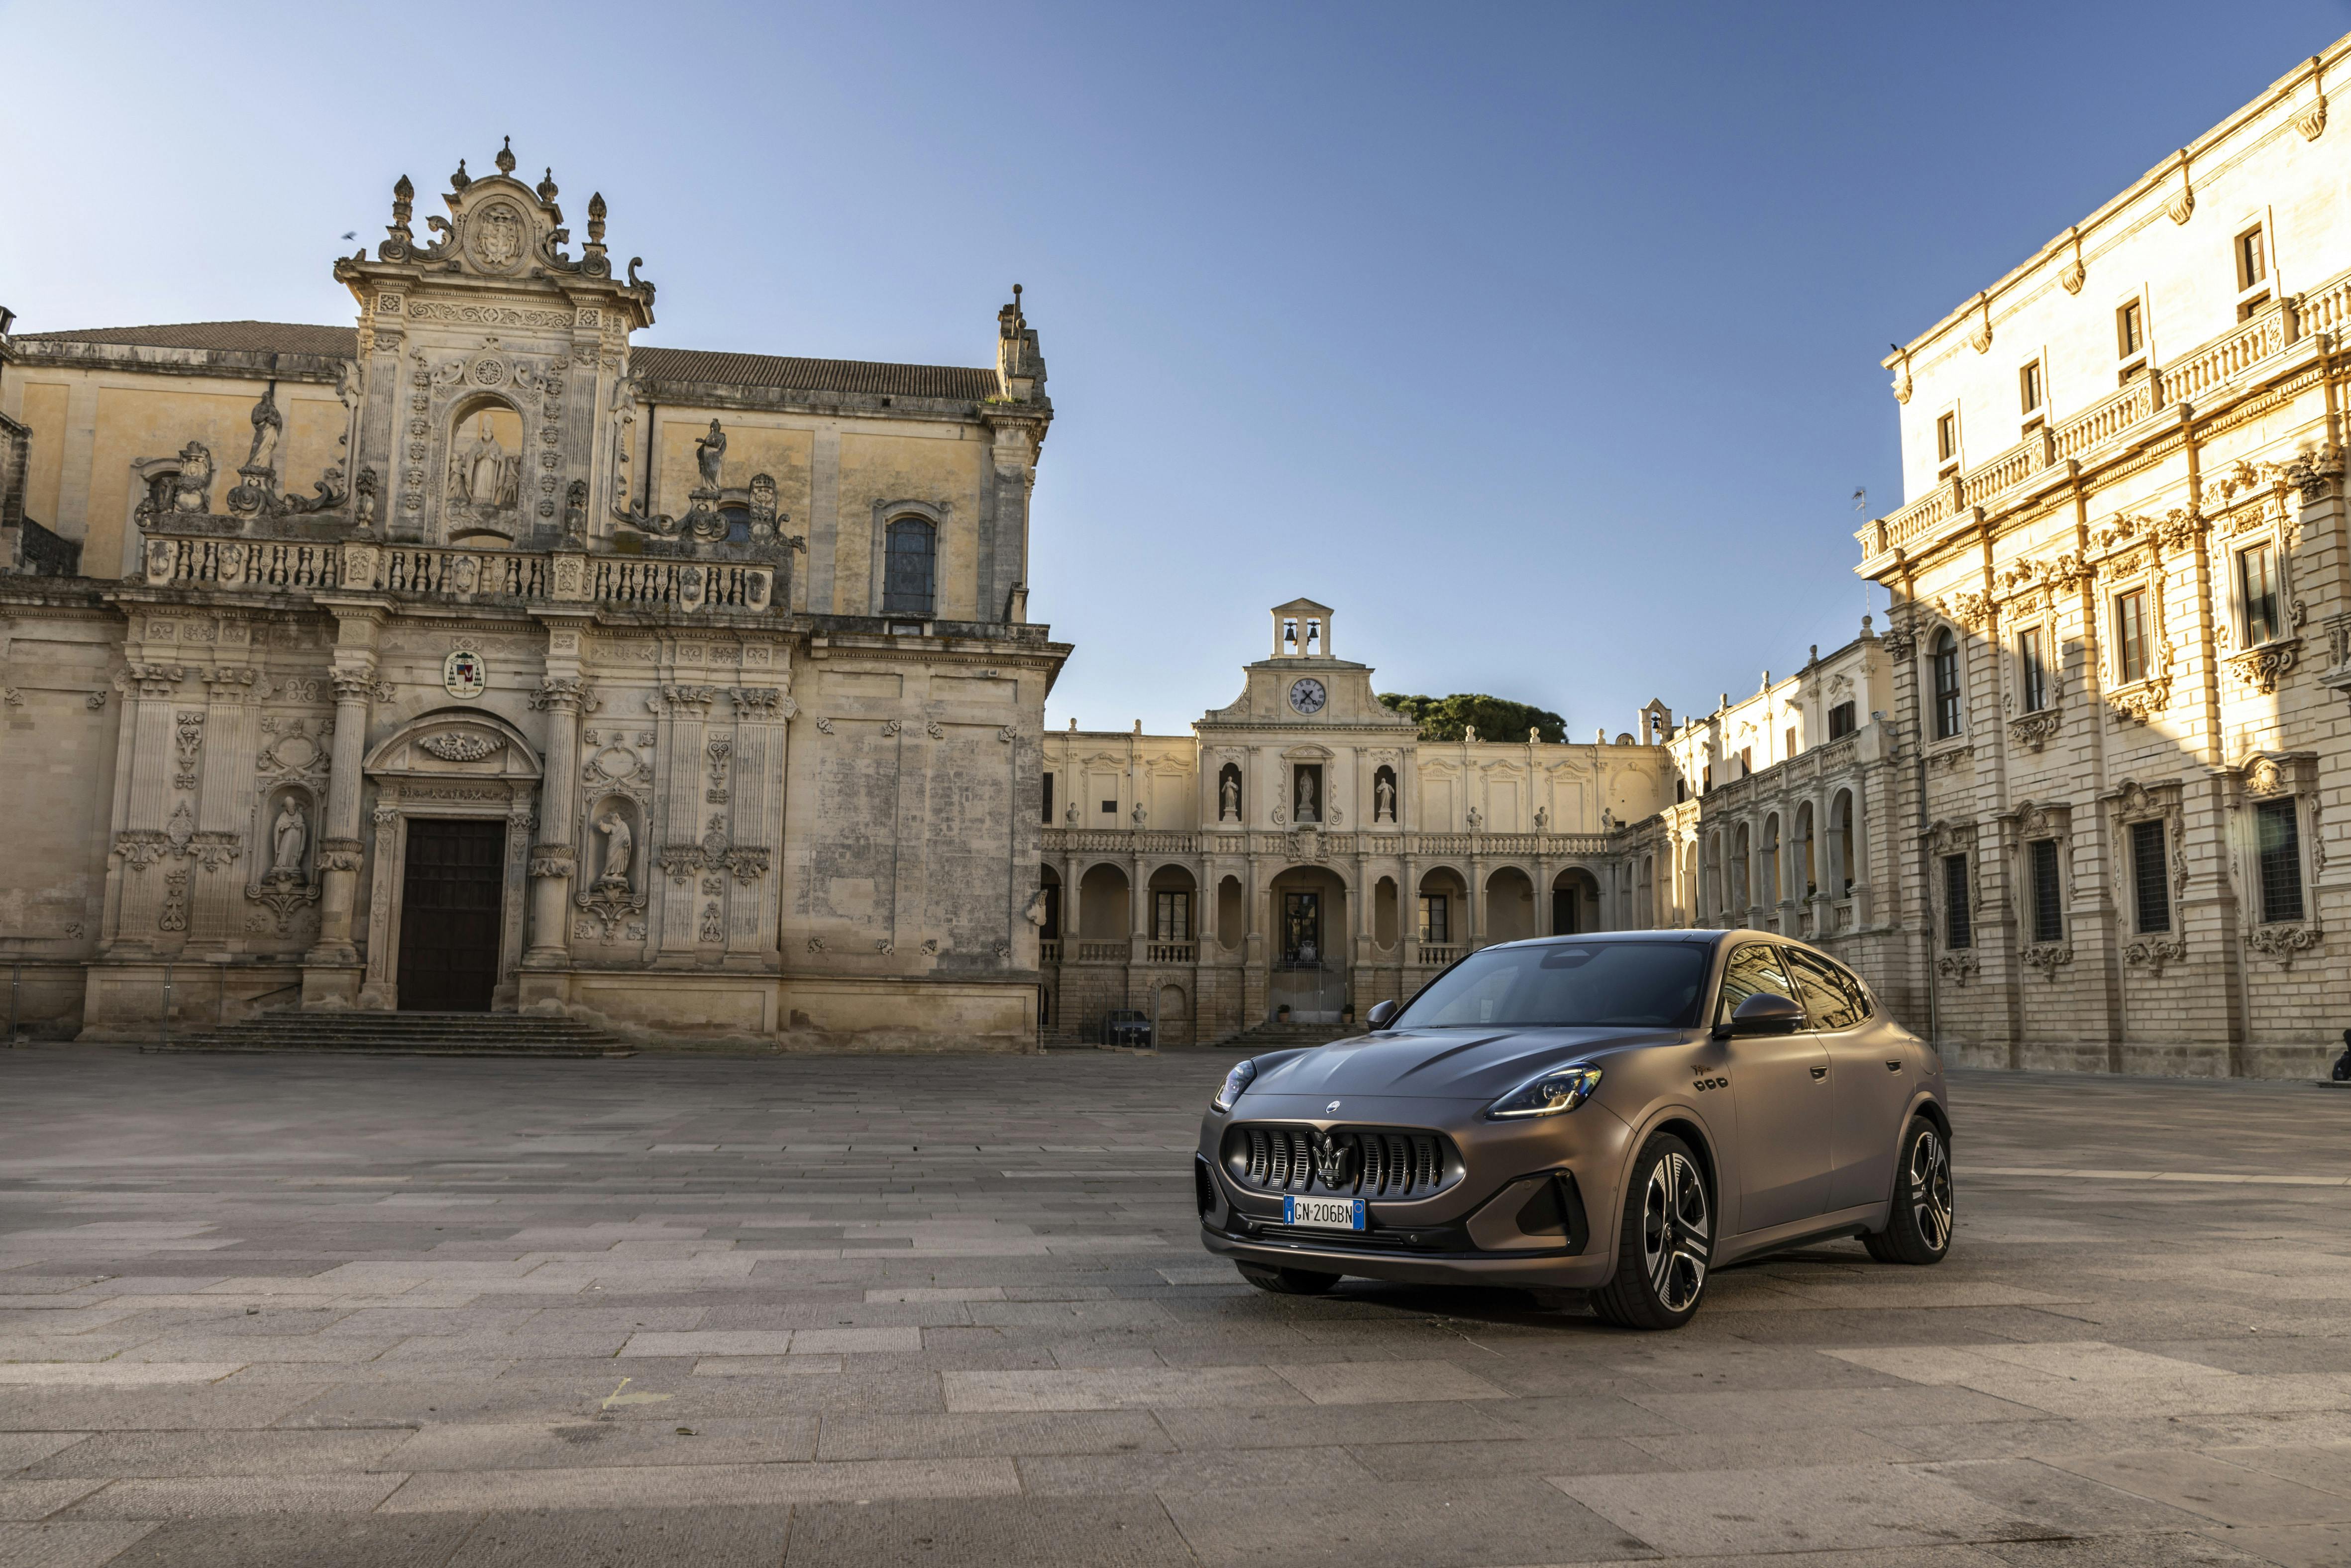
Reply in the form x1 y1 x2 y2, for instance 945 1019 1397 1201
1282 1195 1365 1231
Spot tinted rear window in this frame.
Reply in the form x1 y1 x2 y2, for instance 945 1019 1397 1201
1393 943 1710 1030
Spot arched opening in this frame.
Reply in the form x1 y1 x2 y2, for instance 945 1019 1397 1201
1268 863 1350 1022
1731 823 1752 918
1157 983 1190 1045
1415 867 1468 958
881 515 937 616
1147 864 1197 958
1551 868 1600 935
1485 866 1536 943
1216 875 1244 951
445 395 525 541
1794 803 1817 898
1831 788 1858 896
1702 834 1722 925
1760 813 1781 908
1076 863 1129 956
1637 855 1656 928
1373 875 1400 947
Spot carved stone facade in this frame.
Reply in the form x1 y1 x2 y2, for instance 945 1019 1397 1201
0 144 1066 1047
1856 38 2351 1077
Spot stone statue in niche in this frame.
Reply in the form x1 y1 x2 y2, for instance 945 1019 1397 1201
695 420 726 490
270 800 308 876
1220 771 1239 821
1375 773 1395 822
1294 771 1316 822
448 416 520 510
596 810 634 887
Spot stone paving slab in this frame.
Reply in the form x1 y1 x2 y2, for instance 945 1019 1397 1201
5 1052 2351 1565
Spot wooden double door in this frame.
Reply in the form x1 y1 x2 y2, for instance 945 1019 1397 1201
396 818 506 1012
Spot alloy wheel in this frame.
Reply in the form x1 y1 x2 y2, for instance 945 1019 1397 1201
1910 1127 1953 1252
1641 1150 1710 1312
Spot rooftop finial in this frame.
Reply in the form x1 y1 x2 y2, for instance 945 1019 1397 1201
586 192 606 245
495 136 516 176
537 166 558 203
450 158 471 191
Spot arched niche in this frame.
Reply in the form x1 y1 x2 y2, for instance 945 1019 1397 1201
444 392 528 543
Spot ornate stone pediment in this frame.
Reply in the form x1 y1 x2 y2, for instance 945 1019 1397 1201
365 712 541 780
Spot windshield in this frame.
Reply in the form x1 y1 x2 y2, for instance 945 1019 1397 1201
1390 942 1710 1030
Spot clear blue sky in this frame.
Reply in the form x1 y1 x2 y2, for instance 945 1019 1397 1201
6 1 2346 734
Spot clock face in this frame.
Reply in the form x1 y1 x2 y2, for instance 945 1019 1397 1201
1288 677 1327 716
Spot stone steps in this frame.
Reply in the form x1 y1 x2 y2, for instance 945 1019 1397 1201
147 1011 634 1057
1213 1022 1367 1051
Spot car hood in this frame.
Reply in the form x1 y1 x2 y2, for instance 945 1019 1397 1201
1245 1027 1686 1103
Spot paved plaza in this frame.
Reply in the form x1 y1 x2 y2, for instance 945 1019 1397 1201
3 1048 2351 1567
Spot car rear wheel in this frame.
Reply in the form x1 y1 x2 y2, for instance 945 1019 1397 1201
1590 1133 1710 1331
1864 1117 1953 1265
1235 1262 1340 1295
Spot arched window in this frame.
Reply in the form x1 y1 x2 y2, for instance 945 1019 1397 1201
882 517 936 616
1760 814 1781 907
1831 789 1857 896
1931 629 1962 739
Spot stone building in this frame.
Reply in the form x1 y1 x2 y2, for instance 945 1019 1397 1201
1857 39 2351 1076
0 143 1066 1046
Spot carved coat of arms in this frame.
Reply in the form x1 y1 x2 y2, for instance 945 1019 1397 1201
473 204 523 270
443 647 487 700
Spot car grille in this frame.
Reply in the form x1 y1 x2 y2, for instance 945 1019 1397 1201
1224 1124 1459 1199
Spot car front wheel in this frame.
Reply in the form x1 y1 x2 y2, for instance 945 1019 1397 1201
1864 1117 1953 1265
1590 1133 1711 1330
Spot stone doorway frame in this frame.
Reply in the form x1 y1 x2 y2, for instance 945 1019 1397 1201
356 710 541 1011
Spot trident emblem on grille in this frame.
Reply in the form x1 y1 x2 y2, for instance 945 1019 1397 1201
1311 1132 1352 1188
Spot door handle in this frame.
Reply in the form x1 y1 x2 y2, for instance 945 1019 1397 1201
1810 1065 1827 1080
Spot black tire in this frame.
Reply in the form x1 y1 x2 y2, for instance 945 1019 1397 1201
1864 1117 1954 1265
1236 1262 1340 1295
1589 1133 1712 1331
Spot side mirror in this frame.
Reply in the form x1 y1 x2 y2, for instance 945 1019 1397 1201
1366 1000 1399 1030
1714 991 1806 1039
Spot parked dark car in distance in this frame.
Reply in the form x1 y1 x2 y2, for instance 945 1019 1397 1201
1101 1009 1153 1048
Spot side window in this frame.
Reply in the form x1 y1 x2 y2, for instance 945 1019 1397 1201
1828 959 1876 1020
1786 949 1861 1031
1715 942 1797 1026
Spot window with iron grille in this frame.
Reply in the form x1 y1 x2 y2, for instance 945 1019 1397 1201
2030 838 2064 943
2130 819 2170 934
2114 590 2147 685
1932 630 1962 738
2257 798 2305 924
1942 853 1971 948
2018 627 2047 713
881 517 936 616
2240 543 2279 646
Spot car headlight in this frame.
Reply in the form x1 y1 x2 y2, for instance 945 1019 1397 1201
1212 1058 1258 1113
1487 1063 1602 1120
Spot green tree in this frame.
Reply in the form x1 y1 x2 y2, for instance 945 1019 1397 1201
1378 692 1568 744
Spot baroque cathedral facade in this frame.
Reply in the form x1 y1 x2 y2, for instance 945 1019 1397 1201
9 30 2351 1074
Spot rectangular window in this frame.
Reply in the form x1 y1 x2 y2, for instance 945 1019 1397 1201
1739 746 1753 776
2018 627 2047 713
2257 798 2305 924
2114 590 2147 685
1154 890 1191 941
1100 798 1116 815
2117 299 2144 358
1784 726 1797 758
1935 412 1958 463
2019 359 2043 415
2238 226 2267 290
1828 701 1856 738
2030 838 2064 943
1041 773 1055 826
2130 819 2170 934
1942 853 1971 948
1418 893 1450 944
2240 543 2279 646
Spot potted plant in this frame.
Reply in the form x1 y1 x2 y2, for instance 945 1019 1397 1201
1275 1004 1291 1023
1342 1002 1355 1025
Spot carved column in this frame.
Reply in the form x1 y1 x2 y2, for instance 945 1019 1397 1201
308 605 384 981
722 681 789 967
525 672 589 967
654 682 717 962
191 659 259 949
106 662 187 955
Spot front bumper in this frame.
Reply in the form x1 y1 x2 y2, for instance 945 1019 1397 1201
1194 1093 1634 1289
